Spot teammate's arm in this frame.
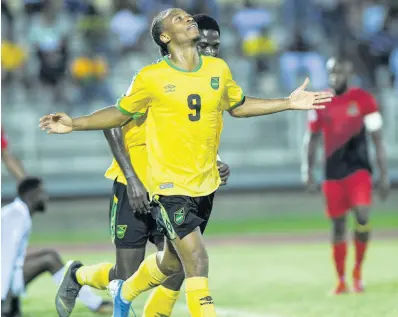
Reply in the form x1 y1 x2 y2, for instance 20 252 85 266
228 78 333 118
216 154 230 185
103 127 149 213
364 111 390 200
1 148 25 181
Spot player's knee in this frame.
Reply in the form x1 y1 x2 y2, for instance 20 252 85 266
332 217 346 242
158 251 183 276
114 247 145 280
42 249 63 273
354 207 370 226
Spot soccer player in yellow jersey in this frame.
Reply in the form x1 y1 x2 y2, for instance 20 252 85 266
52 15 229 317
40 8 333 317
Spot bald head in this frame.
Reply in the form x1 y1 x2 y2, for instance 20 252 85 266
327 58 352 93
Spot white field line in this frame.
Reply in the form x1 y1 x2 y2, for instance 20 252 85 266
174 303 288 317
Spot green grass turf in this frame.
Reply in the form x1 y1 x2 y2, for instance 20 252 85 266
22 240 398 317
29 209 398 245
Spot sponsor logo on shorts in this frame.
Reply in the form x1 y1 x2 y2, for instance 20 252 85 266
164 84 176 93
159 203 177 240
174 207 186 226
116 225 127 239
199 296 214 306
210 77 219 90
159 182 174 190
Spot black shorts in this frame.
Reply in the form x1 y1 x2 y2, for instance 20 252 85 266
109 180 163 249
150 193 215 240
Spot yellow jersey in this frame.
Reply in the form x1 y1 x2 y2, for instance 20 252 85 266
104 115 148 187
116 55 244 197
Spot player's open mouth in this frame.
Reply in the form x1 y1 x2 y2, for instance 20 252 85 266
188 23 198 30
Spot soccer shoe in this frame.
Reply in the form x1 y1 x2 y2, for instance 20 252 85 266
333 281 349 295
352 268 365 293
353 279 365 293
108 280 135 317
55 260 83 317
93 300 113 314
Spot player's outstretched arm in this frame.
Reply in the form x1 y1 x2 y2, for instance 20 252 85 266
39 106 131 134
103 127 149 213
301 131 321 192
229 78 333 118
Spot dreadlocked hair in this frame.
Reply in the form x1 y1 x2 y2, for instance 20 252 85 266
151 9 171 56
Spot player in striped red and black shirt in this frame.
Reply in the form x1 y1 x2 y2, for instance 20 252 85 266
302 58 390 294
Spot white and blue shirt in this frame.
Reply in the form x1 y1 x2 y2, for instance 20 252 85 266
1 198 32 300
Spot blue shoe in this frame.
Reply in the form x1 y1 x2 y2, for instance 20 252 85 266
107 280 134 317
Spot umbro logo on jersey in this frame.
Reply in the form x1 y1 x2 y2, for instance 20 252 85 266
164 84 176 93
159 182 174 189
347 102 359 116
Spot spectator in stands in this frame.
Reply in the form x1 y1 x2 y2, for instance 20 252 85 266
283 0 313 35
24 0 44 19
111 0 148 54
64 0 89 16
2 1 27 103
357 8 398 89
232 0 277 88
279 29 327 92
69 3 114 112
28 0 70 104
390 48 398 91
2 0 14 41
70 55 115 112
361 0 387 38
313 0 345 41
71 3 114 112
78 3 111 58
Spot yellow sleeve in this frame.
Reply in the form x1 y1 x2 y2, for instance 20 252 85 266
222 62 245 111
116 70 151 119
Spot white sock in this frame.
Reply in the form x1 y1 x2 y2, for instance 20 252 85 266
52 266 103 311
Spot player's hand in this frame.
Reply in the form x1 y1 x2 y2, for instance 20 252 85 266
378 174 390 201
126 177 150 214
289 78 333 110
39 113 73 134
217 161 230 185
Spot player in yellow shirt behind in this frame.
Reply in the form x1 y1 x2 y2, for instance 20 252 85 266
40 8 333 317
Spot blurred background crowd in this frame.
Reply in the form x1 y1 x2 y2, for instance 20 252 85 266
2 0 398 198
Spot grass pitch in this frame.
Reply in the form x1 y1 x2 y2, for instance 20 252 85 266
23 239 398 317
